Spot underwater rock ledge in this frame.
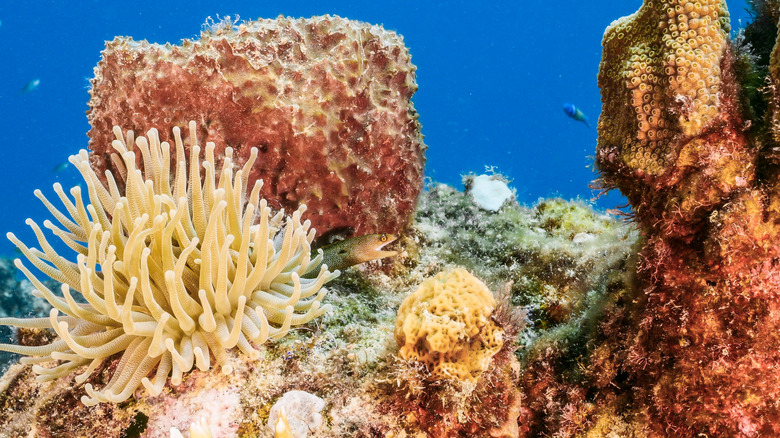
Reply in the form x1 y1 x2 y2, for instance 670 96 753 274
0 180 637 437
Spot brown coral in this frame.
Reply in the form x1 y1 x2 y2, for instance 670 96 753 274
597 0 754 238
87 15 426 238
589 0 780 436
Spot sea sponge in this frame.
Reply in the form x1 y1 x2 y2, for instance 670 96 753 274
87 15 426 238
0 122 337 405
266 390 325 438
395 268 503 382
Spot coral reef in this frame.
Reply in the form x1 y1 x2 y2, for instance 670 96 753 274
0 123 337 406
597 0 754 238
0 176 636 436
414 184 640 437
414 183 637 334
86 15 425 239
587 0 780 435
15 5 768 436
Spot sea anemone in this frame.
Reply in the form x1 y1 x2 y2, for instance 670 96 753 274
0 122 337 405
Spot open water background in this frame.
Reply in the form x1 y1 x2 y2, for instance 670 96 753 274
0 0 753 257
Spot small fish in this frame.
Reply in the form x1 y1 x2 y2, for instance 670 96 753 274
52 162 70 173
563 103 590 127
21 79 40 94
304 233 398 278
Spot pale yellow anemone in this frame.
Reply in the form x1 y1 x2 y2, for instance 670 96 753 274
0 122 337 405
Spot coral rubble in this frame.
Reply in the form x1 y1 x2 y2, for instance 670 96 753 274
87 15 425 239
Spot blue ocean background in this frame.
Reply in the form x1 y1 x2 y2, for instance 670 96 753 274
0 0 754 257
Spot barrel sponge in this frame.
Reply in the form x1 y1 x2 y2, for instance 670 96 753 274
0 122 337 406
394 269 504 382
87 15 426 238
598 0 730 176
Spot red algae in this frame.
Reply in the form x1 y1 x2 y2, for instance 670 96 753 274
590 0 780 435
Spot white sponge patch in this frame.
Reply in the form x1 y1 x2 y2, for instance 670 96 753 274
469 175 514 211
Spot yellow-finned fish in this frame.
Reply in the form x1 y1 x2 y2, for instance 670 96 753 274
305 233 398 277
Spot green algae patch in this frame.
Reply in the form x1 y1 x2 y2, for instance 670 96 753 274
415 183 639 338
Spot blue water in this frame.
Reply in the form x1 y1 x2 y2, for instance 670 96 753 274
0 1 754 257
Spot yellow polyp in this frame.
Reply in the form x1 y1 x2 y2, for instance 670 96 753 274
597 0 729 176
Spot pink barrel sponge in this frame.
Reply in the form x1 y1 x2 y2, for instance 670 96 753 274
86 15 426 237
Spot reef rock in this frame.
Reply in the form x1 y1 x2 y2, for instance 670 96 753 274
592 0 780 436
87 15 425 237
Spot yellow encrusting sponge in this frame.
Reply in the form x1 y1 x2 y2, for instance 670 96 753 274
394 268 503 382
1 121 338 405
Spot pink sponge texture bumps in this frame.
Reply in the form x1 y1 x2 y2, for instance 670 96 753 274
87 15 426 237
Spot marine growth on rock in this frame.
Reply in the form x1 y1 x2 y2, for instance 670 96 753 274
597 0 754 238
592 0 780 435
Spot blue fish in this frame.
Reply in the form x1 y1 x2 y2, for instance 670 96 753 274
563 103 590 128
52 162 70 173
21 78 40 94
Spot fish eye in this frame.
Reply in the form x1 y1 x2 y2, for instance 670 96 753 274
380 234 388 242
